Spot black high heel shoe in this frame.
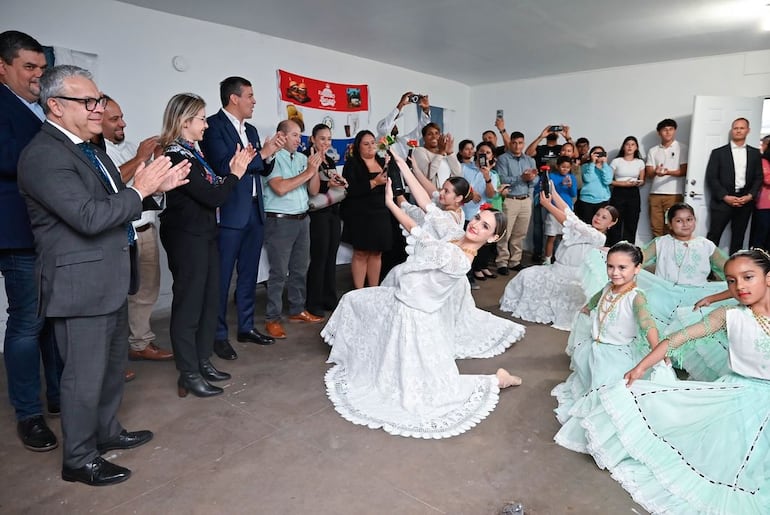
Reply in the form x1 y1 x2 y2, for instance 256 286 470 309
177 372 223 398
199 359 231 382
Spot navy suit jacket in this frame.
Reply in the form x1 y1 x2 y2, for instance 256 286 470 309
199 110 271 228
705 143 763 206
0 85 44 249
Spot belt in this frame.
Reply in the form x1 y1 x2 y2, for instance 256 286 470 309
135 223 152 232
508 195 529 200
266 212 307 220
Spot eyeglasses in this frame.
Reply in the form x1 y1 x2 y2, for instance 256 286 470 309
53 95 108 112
191 116 207 122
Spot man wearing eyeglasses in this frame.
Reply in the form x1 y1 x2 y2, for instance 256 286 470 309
17 65 190 486
0 30 63 454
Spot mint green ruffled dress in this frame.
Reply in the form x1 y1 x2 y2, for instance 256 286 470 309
582 305 770 514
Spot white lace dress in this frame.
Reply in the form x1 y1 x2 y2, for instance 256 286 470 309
322 204 516 438
386 198 525 358
499 208 606 330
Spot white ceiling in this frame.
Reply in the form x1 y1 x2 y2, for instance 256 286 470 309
118 0 770 85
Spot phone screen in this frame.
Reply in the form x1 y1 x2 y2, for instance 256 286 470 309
496 109 504 119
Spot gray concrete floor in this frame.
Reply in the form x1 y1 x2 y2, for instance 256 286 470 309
0 265 647 514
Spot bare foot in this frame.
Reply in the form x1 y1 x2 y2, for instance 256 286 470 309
496 368 522 388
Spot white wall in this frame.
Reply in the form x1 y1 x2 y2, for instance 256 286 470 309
470 50 770 243
1 0 470 337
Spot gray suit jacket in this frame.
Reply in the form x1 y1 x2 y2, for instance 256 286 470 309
18 122 144 318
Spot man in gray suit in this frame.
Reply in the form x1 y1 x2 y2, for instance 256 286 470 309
18 65 190 486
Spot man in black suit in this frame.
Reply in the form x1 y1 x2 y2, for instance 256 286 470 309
705 117 763 254
199 76 284 359
18 65 189 486
0 30 62 453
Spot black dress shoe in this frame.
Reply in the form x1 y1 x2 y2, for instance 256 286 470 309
511 263 525 272
18 415 58 452
97 429 154 454
177 372 223 398
236 328 275 346
199 359 231 382
497 266 510 276
213 339 237 360
62 456 131 486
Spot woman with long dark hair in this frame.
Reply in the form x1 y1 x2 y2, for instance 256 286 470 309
606 136 645 246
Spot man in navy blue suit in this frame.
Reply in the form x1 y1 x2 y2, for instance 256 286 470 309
200 76 286 359
0 30 61 452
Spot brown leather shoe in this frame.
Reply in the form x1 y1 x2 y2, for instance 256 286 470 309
124 370 136 382
129 342 174 361
264 321 287 339
288 311 324 323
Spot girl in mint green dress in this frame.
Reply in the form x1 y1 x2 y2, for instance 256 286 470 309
582 249 770 514
552 242 667 453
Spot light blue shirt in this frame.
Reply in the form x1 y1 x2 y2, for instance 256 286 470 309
579 162 613 203
262 149 309 215
495 152 537 197
462 162 498 221
6 84 45 121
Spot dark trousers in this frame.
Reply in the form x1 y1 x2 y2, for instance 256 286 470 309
306 209 342 315
531 203 547 258
707 201 753 255
606 187 640 246
53 304 127 468
162 229 219 373
216 203 264 339
575 199 608 225
0 251 62 420
380 213 407 282
750 208 770 250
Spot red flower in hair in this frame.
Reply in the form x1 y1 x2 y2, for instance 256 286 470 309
479 202 492 211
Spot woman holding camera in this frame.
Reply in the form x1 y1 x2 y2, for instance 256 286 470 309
461 142 501 282
340 130 392 288
303 124 346 316
575 145 613 224
606 136 645 246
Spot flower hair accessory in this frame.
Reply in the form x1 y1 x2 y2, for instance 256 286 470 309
479 202 492 211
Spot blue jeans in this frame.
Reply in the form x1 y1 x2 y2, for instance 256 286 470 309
0 252 62 420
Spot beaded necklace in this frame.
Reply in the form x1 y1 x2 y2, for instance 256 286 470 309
751 306 770 338
597 281 637 335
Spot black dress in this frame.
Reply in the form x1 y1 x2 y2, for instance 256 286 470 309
340 156 393 252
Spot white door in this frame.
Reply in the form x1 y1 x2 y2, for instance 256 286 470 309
686 96 763 244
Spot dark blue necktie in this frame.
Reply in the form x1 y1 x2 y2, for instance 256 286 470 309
77 142 136 246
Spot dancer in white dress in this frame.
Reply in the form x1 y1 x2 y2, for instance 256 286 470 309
499 185 618 330
322 177 521 439
385 154 525 358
